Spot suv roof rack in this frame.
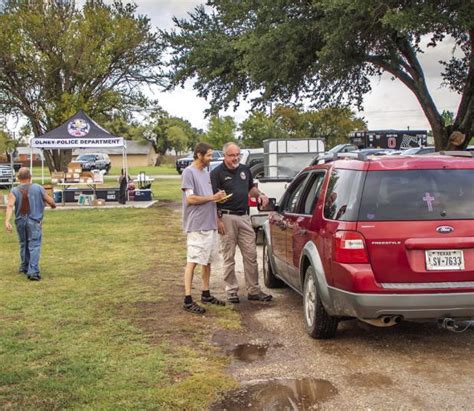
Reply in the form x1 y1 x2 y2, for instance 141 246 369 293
438 151 474 158
315 152 369 164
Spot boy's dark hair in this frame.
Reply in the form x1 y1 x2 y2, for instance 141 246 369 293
193 142 213 160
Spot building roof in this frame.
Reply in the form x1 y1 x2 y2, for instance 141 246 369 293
15 147 45 159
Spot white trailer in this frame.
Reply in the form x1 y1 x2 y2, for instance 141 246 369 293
250 138 325 232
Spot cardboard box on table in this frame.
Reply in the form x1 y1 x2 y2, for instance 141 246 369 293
79 171 94 183
51 171 65 184
67 162 82 173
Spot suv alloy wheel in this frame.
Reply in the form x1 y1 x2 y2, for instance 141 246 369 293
262 238 284 288
303 266 338 339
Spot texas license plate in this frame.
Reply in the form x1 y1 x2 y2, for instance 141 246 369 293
425 250 464 271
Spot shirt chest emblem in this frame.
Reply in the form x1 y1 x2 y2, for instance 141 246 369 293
240 171 246 180
224 176 232 181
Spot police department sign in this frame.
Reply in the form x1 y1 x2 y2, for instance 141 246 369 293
31 137 124 148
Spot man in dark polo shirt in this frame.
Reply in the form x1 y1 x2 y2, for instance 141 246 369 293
211 142 272 303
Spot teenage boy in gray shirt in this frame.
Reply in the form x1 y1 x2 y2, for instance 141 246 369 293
181 142 227 314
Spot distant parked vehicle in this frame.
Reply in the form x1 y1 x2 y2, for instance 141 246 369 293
176 150 223 174
0 164 14 188
209 155 224 172
356 148 397 156
326 143 358 155
403 146 436 155
75 153 111 174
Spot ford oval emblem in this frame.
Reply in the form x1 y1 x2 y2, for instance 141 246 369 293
436 226 454 234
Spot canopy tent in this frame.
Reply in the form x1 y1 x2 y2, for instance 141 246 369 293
29 110 128 183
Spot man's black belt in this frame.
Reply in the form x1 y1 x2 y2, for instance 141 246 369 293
219 209 248 216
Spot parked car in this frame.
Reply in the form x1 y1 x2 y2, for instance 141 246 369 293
356 148 397 156
176 150 223 174
262 153 474 339
75 153 111 174
0 164 14 187
403 146 435 155
209 154 224 172
326 143 358 155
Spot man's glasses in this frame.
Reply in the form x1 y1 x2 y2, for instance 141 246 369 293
225 153 241 158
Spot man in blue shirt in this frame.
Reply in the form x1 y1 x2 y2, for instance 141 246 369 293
4 167 56 281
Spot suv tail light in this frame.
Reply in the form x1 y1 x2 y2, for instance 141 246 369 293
334 231 368 263
248 196 258 207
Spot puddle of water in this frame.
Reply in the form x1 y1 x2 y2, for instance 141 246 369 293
210 378 337 411
230 343 268 362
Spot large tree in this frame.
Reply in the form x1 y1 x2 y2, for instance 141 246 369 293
163 1 473 150
0 0 163 171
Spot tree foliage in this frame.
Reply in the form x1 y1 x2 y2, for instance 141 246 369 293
144 108 204 156
240 106 366 148
0 129 18 161
163 0 473 150
0 0 163 171
240 111 285 148
204 116 237 149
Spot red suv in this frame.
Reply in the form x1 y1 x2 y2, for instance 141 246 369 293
263 153 474 339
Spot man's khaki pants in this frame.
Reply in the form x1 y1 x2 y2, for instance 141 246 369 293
220 214 261 295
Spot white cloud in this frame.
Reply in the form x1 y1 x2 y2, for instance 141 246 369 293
134 0 204 30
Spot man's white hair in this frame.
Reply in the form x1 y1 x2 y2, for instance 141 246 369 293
222 142 240 154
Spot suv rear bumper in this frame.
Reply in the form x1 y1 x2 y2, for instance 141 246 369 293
328 286 474 320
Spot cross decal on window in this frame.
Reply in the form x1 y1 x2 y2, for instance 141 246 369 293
423 192 434 212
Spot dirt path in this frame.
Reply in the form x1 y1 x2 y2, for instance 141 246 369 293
153 204 473 409
210 245 474 410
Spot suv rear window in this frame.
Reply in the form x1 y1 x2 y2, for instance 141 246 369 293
358 170 474 221
324 169 364 221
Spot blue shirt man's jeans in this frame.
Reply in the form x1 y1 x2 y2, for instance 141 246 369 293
16 216 42 277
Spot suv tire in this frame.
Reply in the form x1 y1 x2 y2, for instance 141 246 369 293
250 163 264 179
263 237 285 288
303 266 338 339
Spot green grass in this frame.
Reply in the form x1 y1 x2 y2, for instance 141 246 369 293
151 177 182 203
110 164 177 176
26 165 178 179
0 205 238 409
1 176 183 204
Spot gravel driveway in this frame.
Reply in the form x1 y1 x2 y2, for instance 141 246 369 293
210 245 474 410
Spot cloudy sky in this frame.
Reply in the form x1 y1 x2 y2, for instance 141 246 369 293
105 1 463 132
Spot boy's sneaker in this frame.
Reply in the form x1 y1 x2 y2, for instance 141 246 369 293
201 295 226 306
227 292 240 304
248 291 272 302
